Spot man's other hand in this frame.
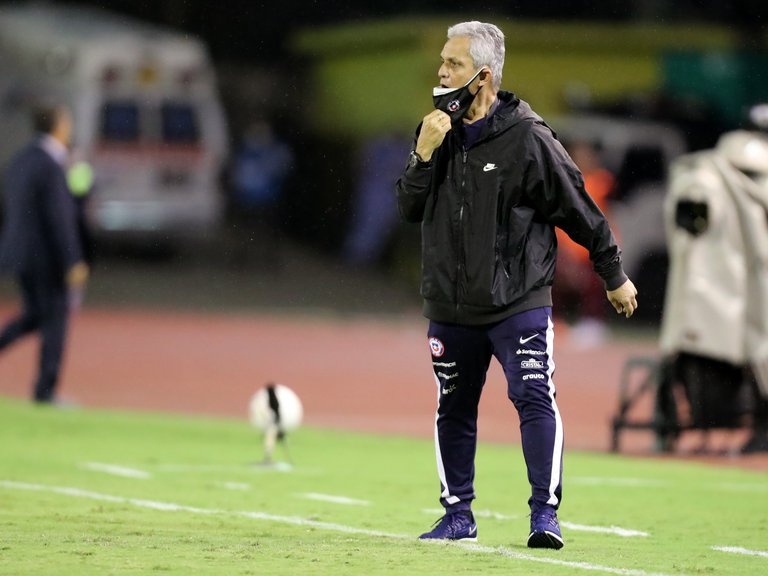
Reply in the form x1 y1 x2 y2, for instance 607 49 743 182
607 279 638 318
66 261 89 289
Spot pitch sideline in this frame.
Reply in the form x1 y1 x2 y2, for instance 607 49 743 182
76 460 648 532
298 492 371 505
80 462 152 479
2 479 681 576
711 546 768 558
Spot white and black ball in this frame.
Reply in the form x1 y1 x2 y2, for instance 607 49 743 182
248 383 303 436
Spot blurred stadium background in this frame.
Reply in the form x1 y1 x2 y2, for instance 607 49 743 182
0 0 766 452
0 0 765 319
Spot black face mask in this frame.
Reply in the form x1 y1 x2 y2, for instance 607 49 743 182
432 68 485 124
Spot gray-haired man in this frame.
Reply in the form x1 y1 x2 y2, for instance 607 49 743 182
396 21 637 549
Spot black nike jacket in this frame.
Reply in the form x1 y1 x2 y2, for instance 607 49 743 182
395 91 627 325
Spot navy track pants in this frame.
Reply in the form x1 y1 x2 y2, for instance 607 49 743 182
427 306 563 512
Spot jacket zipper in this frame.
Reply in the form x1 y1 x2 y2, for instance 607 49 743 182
456 148 468 314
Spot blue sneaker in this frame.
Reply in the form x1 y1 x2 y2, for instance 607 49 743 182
419 511 477 541
527 506 564 549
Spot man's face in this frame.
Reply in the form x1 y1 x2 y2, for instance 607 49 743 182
438 36 477 89
54 108 73 148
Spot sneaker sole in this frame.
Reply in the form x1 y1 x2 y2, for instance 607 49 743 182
527 530 564 550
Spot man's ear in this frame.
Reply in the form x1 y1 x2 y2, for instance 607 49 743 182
478 67 491 86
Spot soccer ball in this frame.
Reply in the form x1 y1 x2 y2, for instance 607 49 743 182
248 383 303 435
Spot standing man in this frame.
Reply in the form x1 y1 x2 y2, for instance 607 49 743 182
0 104 89 404
396 22 637 549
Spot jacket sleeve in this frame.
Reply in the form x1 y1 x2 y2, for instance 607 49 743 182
523 123 628 290
42 161 83 272
395 125 434 223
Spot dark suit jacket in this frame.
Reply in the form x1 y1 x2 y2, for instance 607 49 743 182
0 141 82 279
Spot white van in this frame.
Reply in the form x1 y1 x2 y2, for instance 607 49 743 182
0 4 229 244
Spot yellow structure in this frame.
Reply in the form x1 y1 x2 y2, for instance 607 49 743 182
291 18 737 138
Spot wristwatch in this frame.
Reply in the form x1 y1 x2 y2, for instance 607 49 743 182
408 150 432 169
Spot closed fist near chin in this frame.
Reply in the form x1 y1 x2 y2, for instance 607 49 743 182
415 110 452 161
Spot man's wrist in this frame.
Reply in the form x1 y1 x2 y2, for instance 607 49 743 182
409 149 433 168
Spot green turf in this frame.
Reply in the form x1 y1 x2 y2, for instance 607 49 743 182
0 397 766 575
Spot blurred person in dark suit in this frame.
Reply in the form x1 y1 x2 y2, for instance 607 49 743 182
0 104 89 404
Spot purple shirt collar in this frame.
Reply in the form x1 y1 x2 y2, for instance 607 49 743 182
38 135 68 166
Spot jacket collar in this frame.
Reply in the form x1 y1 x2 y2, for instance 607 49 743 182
458 91 547 147
490 91 544 131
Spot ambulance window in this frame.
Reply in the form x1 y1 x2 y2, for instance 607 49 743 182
161 102 198 143
101 102 139 141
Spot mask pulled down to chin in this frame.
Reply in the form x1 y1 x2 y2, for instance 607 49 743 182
432 68 485 124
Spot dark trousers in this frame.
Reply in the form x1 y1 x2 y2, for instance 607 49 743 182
427 307 563 512
0 272 69 402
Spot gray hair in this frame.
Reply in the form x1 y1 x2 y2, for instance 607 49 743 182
447 21 505 90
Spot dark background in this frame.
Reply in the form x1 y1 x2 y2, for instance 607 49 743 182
1 0 767 323
39 0 768 62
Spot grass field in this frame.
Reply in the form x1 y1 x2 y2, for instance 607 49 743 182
1 397 766 575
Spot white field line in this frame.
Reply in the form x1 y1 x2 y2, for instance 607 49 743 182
457 542 677 576
712 546 768 558
155 462 295 473
423 508 648 537
80 462 151 479
298 492 370 506
220 482 251 491
0 480 681 576
561 522 648 538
